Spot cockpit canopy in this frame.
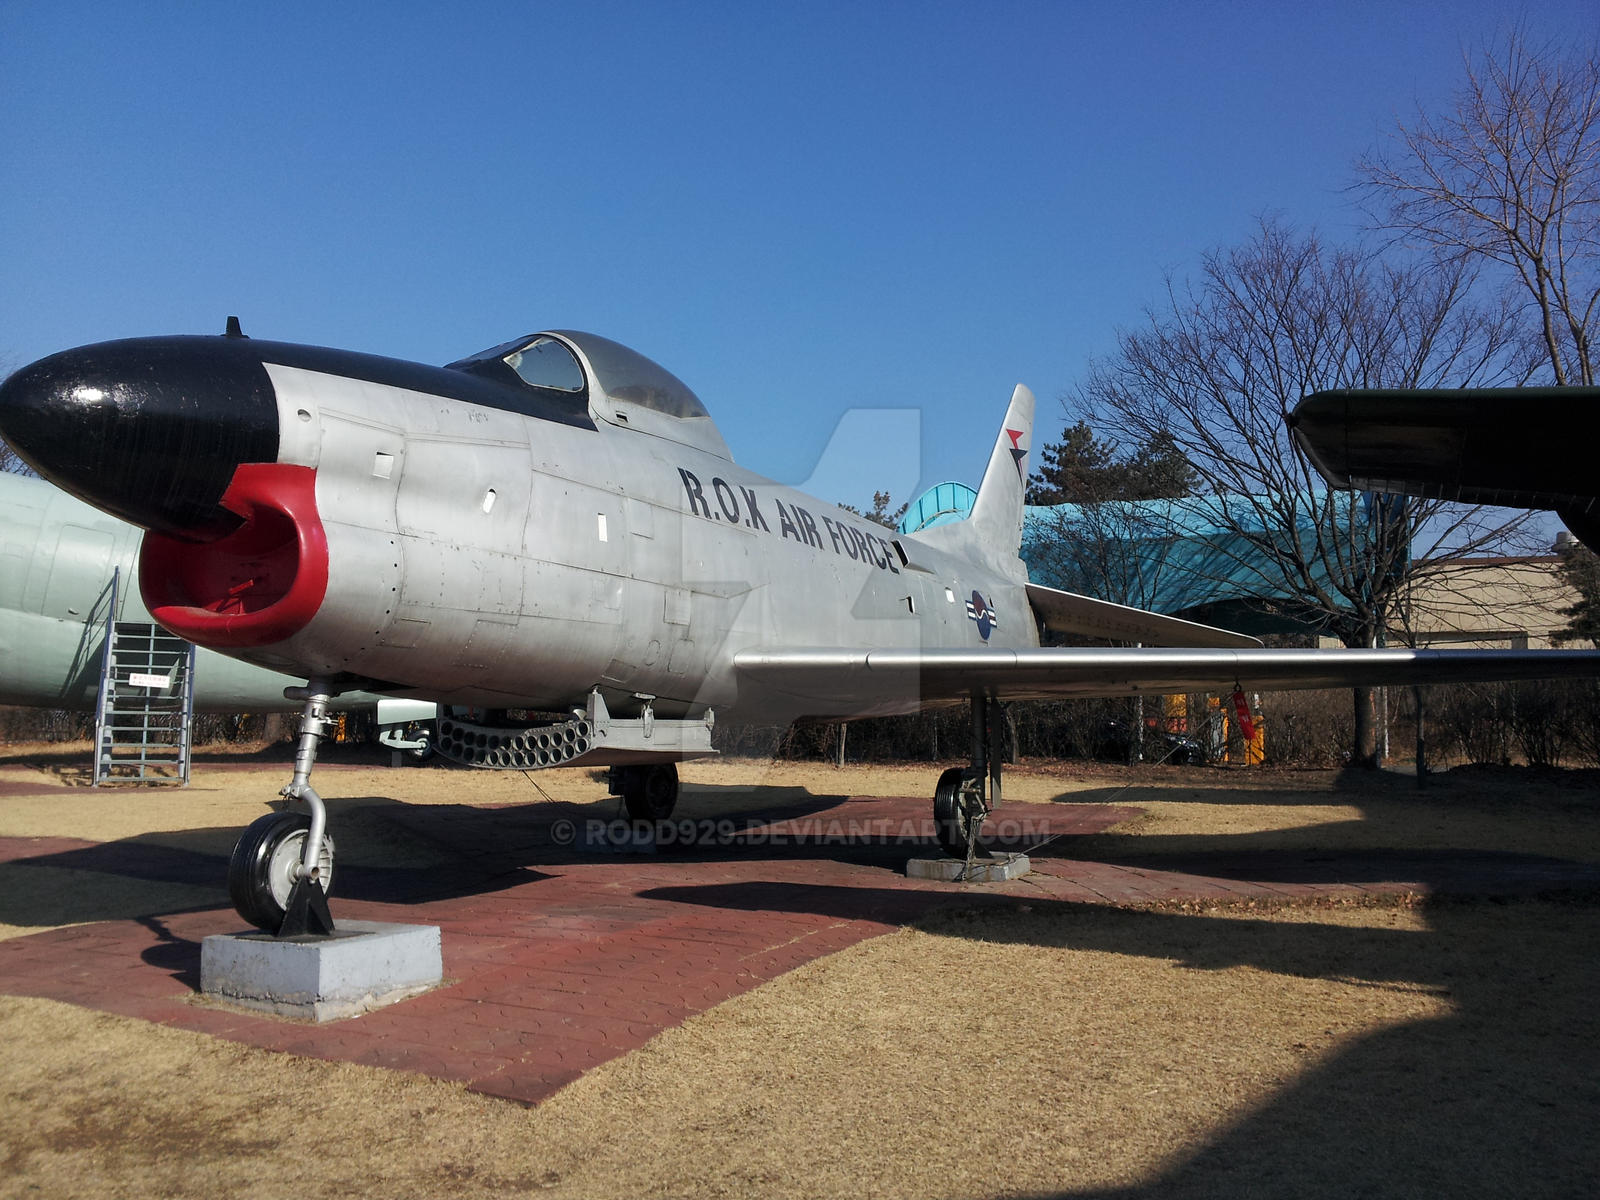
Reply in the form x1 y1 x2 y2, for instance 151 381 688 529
446 330 730 460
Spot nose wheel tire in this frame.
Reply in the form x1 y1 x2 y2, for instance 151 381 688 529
933 767 985 858
618 763 680 821
228 811 336 932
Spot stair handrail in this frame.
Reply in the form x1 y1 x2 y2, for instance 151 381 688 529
91 567 121 787
179 640 197 785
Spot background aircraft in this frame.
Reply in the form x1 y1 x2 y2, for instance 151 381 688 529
0 471 415 745
1 469 326 709
3 326 1596 934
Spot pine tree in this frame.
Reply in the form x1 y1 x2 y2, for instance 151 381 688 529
1026 421 1195 504
1556 543 1600 646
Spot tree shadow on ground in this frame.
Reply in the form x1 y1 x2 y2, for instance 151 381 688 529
638 878 1600 1198
1037 763 1600 871
1017 895 1600 1199
137 914 202 990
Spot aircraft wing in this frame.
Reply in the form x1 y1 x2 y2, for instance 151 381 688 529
734 645 1600 713
1288 386 1599 532
1025 582 1261 648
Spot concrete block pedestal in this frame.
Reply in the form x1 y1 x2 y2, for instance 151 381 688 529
905 853 1031 883
201 919 443 1022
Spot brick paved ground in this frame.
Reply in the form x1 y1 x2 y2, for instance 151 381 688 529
3 793 1596 1104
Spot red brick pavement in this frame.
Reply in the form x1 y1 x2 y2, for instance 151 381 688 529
3 793 1596 1105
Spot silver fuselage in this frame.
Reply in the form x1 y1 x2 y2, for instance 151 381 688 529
253 361 1033 720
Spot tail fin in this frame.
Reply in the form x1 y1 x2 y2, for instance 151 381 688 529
911 384 1034 576
968 383 1034 544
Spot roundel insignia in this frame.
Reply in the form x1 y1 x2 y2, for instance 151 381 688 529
966 590 998 640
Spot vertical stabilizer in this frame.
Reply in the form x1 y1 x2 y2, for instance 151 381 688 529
911 384 1034 576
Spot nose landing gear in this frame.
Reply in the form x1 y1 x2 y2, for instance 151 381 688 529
609 763 681 821
226 680 338 936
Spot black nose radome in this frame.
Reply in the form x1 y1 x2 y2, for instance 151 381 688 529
0 336 281 539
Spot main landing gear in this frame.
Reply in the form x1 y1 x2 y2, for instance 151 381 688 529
228 680 338 936
933 693 1005 859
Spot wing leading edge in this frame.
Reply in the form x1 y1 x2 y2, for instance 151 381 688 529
734 645 1600 718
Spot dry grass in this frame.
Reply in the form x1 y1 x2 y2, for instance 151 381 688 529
3 898 1596 1198
2 746 1598 1196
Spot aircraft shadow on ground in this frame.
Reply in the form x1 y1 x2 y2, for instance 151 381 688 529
1048 761 1600 808
0 783 874 931
3 773 1596 930
1036 767 1600 884
0 819 555 933
1041 763 1431 808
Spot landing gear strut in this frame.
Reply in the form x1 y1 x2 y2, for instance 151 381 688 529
227 680 338 936
609 763 681 821
933 693 1004 858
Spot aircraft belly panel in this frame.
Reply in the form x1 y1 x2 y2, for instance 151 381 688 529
397 542 524 614
455 618 517 670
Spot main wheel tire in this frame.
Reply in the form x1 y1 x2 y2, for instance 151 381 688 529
933 767 984 858
406 724 435 761
622 763 680 821
228 811 336 932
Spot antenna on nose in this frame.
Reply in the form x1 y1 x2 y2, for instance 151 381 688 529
224 315 248 339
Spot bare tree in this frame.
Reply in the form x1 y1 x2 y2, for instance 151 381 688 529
1025 419 1198 614
1027 502 1188 617
1078 219 1541 767
1358 30 1600 385
0 359 28 475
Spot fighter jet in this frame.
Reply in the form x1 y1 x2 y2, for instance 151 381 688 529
3 325 1596 935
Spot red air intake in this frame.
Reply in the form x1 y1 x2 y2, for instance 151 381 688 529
140 464 329 648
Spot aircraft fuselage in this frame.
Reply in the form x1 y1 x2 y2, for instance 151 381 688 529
1 332 1035 724
227 357 1033 718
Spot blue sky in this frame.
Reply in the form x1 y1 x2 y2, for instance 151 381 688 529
3 1 1594 509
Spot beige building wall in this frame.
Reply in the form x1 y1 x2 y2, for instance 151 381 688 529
1382 556 1578 649
1314 556 1581 649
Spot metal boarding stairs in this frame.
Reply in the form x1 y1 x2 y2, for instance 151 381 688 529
92 569 197 785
